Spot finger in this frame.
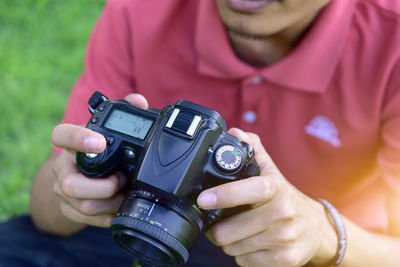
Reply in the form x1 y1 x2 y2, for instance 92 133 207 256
223 231 272 257
227 128 275 174
52 123 106 153
125 94 149 109
54 182 125 216
206 206 267 246
53 150 127 199
206 197 296 246
197 176 276 209
222 223 300 256
206 203 284 246
59 200 115 228
56 172 126 199
53 148 79 177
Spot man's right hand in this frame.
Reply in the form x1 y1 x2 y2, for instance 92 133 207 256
49 94 149 228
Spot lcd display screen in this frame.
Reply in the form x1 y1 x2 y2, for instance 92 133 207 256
103 109 154 140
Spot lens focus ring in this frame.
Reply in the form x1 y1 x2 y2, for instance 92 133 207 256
111 216 189 265
130 189 203 231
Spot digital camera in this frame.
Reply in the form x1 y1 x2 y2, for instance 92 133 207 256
76 92 260 266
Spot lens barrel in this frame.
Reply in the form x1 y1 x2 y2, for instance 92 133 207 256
110 186 203 266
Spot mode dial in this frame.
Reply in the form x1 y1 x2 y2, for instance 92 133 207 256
213 144 242 173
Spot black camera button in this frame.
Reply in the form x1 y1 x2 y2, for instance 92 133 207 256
91 117 99 124
124 148 136 159
106 136 115 146
127 165 135 174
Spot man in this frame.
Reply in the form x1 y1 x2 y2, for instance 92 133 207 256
3 0 400 266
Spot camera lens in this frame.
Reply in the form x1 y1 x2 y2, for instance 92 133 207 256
110 185 204 266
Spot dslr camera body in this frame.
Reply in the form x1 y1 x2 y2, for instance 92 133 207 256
76 92 259 266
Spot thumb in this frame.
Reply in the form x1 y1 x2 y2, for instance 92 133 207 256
197 176 275 209
124 94 149 109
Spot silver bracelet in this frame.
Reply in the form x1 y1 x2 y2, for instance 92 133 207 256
317 199 347 267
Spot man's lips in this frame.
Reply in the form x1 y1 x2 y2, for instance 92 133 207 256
226 0 278 13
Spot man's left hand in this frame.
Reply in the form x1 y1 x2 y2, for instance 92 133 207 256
197 128 338 267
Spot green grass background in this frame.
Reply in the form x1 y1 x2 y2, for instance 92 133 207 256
0 0 105 222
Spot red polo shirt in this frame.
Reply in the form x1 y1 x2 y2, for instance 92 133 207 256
62 0 400 233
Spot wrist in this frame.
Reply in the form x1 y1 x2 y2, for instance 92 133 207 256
310 199 340 266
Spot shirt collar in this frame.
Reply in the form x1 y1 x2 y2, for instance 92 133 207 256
195 0 357 93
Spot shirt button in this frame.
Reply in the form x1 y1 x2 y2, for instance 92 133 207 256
243 110 257 123
252 76 263 85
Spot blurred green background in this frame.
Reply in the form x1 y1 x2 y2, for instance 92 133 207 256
0 0 105 222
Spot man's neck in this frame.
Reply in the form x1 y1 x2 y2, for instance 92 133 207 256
228 10 320 66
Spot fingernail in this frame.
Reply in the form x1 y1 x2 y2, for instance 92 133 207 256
84 136 104 151
197 192 217 209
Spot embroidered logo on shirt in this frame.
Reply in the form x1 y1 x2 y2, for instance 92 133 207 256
305 115 341 147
